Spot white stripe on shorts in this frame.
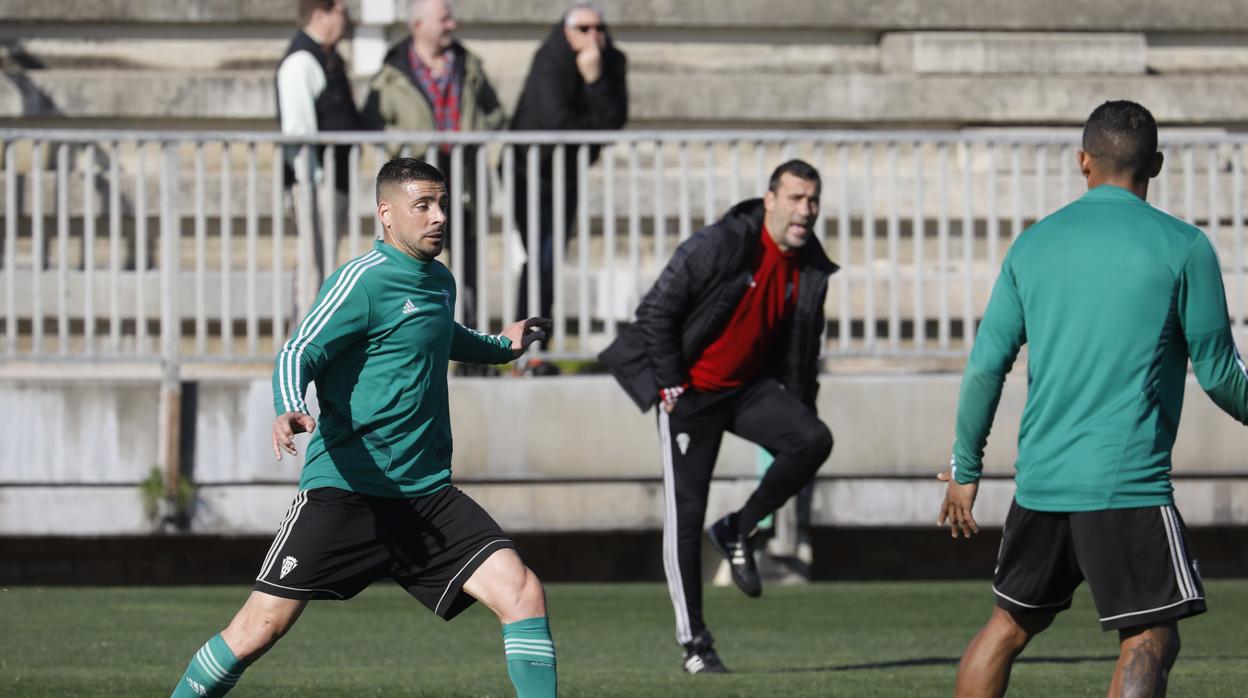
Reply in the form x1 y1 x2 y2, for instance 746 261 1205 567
257 490 309 581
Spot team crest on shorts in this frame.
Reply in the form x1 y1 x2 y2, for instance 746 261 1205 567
280 555 298 579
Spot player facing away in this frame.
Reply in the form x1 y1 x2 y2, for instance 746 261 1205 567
938 101 1248 697
600 160 837 673
170 158 557 698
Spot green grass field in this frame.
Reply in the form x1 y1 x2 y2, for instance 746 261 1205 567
2 580 1245 697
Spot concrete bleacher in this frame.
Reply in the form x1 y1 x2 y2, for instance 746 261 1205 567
3 0 1248 542
4 0 1248 128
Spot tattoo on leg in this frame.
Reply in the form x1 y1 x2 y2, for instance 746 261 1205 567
1118 627 1178 698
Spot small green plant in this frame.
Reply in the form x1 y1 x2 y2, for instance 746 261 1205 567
139 466 196 531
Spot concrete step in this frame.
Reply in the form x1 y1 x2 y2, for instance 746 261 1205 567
6 0 1246 32
8 69 1248 125
880 32 1147 75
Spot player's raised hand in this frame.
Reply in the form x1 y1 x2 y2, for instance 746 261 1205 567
936 469 979 539
503 317 553 357
272 411 317 460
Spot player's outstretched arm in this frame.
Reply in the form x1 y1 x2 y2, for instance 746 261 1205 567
272 411 317 461
449 318 551 365
936 469 979 539
1180 235 1248 423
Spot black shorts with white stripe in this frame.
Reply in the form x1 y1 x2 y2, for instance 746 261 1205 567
992 499 1206 631
253 486 515 620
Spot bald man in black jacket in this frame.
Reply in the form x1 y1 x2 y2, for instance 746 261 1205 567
510 2 628 320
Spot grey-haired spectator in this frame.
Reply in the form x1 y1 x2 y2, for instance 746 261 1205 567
362 0 507 326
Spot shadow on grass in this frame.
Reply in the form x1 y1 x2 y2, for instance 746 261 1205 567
760 655 1121 674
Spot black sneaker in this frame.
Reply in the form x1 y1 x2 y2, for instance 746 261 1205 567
682 631 729 674
706 513 762 598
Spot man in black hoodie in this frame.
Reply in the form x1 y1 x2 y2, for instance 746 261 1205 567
510 2 628 321
600 160 837 674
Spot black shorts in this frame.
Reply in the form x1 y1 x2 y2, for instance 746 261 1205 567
254 486 515 621
993 499 1206 631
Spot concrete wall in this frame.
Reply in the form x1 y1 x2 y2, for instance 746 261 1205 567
2 373 1246 535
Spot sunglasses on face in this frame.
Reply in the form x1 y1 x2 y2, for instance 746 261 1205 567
573 23 607 33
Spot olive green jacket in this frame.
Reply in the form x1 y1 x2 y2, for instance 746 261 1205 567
362 39 506 203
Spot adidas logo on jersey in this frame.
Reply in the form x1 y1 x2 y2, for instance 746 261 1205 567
280 555 298 579
402 298 419 315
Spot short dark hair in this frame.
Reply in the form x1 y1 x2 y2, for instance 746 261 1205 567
1082 101 1159 181
768 159 821 193
297 0 336 25
376 157 447 202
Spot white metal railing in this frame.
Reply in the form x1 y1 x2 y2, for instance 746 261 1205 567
1 129 1247 369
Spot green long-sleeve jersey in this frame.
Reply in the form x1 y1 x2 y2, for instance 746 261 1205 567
272 241 514 497
953 184 1248 511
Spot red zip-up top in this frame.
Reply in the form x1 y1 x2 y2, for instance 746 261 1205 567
688 224 800 392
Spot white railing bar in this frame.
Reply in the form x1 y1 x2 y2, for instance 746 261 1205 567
912 143 926 350
220 142 233 357
159 143 179 365
3 141 14 355
270 143 285 356
348 144 361 259
134 143 148 354
1183 146 1196 225
501 144 515 327
937 142 950 350
193 142 207 356
986 144 1000 297
1158 146 1171 213
702 142 715 227
56 143 69 355
862 143 876 350
450 145 465 324
627 141 642 318
474 145 490 331
836 143 850 352
525 144 540 323
603 144 617 339
31 141 45 354
1010 144 1023 247
652 141 667 276
323 145 338 284
961 142 975 347
677 141 691 242
886 143 901 350
82 143 96 356
246 143 259 357
1233 145 1245 327
107 141 122 353
552 143 567 354
576 144 590 346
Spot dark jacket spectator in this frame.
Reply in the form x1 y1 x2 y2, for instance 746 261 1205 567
510 4 628 320
275 0 361 192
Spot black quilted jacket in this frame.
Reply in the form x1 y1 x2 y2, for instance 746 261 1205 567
599 198 839 412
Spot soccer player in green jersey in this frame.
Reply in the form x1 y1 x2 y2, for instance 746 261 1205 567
937 101 1248 697
170 158 557 698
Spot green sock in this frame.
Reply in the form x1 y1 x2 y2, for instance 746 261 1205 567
502 616 557 698
170 633 249 697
